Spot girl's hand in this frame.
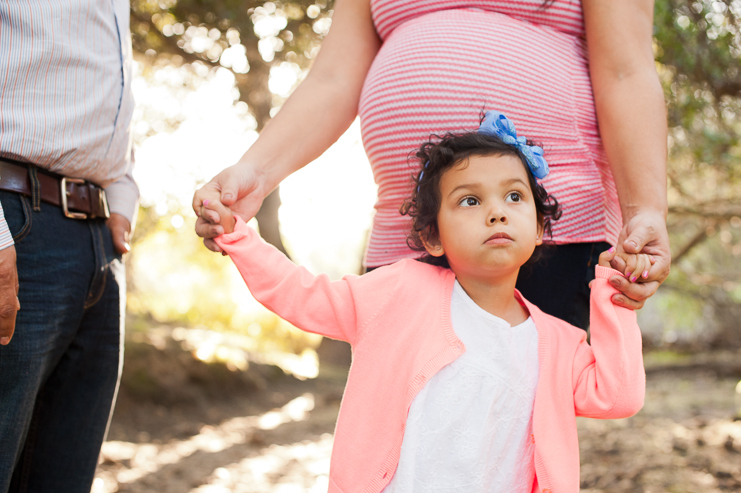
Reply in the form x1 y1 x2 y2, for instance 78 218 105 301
597 247 618 268
201 199 236 235
193 190 229 238
595 247 656 309
193 162 268 251
618 252 655 283
598 248 656 282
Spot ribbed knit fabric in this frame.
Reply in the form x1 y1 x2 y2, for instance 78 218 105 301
359 1 621 267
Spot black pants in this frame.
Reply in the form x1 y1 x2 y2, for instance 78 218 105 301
515 242 611 331
368 241 610 332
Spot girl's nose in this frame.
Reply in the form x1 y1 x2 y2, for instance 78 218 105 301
488 207 507 224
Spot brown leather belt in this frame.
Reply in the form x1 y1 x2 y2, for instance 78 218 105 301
0 158 110 219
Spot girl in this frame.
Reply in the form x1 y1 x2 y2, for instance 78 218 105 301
201 112 648 493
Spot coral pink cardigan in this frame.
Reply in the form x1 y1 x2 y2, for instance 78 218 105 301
215 218 645 493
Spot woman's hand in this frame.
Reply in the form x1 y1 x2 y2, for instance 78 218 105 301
608 210 671 310
193 162 268 253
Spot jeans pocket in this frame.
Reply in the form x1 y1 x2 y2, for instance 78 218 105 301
2 193 32 244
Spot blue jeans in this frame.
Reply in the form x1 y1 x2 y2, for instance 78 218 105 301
0 189 124 493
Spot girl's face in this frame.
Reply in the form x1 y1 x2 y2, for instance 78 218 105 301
423 154 543 279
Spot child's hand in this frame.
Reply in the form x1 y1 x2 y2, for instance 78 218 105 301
617 250 655 284
598 247 655 283
201 198 236 235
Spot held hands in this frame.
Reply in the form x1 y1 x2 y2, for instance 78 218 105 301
198 197 236 239
609 211 672 310
193 163 268 253
594 246 658 309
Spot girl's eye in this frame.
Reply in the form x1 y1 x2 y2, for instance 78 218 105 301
506 192 522 203
459 197 479 207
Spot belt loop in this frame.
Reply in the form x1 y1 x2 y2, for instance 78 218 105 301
27 166 41 212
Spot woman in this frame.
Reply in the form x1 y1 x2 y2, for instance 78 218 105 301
193 0 671 327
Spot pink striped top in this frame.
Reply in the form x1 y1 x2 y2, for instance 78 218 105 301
0 0 138 251
359 0 621 268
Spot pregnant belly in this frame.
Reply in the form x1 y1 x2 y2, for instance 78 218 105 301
359 9 618 265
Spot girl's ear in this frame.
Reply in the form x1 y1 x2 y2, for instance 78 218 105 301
535 221 544 246
422 229 445 257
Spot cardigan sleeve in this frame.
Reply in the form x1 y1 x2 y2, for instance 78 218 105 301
214 216 400 346
571 265 646 419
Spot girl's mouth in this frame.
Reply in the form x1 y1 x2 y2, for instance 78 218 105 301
485 232 513 244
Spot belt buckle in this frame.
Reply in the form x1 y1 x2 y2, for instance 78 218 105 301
60 177 88 219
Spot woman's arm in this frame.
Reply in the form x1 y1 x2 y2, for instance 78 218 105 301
194 0 381 248
583 0 671 309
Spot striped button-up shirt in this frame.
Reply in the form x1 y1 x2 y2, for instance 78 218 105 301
0 0 138 250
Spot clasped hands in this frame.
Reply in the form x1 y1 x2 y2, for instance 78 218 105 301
197 197 237 239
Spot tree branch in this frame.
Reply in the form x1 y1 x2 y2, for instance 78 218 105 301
669 204 741 219
672 226 710 263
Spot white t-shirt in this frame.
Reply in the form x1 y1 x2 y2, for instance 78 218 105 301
382 281 539 493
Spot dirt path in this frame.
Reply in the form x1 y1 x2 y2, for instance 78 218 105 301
93 336 741 492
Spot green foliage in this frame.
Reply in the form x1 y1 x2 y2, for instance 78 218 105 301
644 0 741 345
127 205 321 355
127 207 238 326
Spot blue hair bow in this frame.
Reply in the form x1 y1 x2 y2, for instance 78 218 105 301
477 111 549 179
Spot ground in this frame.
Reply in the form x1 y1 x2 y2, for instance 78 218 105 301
93 330 741 492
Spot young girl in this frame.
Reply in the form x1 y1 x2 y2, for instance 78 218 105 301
199 112 648 493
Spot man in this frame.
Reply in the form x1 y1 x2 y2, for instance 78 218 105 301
0 1 138 490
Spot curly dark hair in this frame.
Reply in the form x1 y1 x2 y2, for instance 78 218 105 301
400 129 562 268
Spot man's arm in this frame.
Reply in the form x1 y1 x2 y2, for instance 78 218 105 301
104 151 139 254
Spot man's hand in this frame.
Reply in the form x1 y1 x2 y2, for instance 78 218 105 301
0 246 20 345
609 210 671 310
106 213 132 255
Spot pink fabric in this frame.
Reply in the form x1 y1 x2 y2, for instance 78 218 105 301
359 2 621 267
371 0 585 40
216 218 645 493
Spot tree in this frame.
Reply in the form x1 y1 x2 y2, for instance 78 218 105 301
130 0 336 254
652 0 741 346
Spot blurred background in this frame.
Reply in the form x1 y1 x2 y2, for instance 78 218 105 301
93 1 741 491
